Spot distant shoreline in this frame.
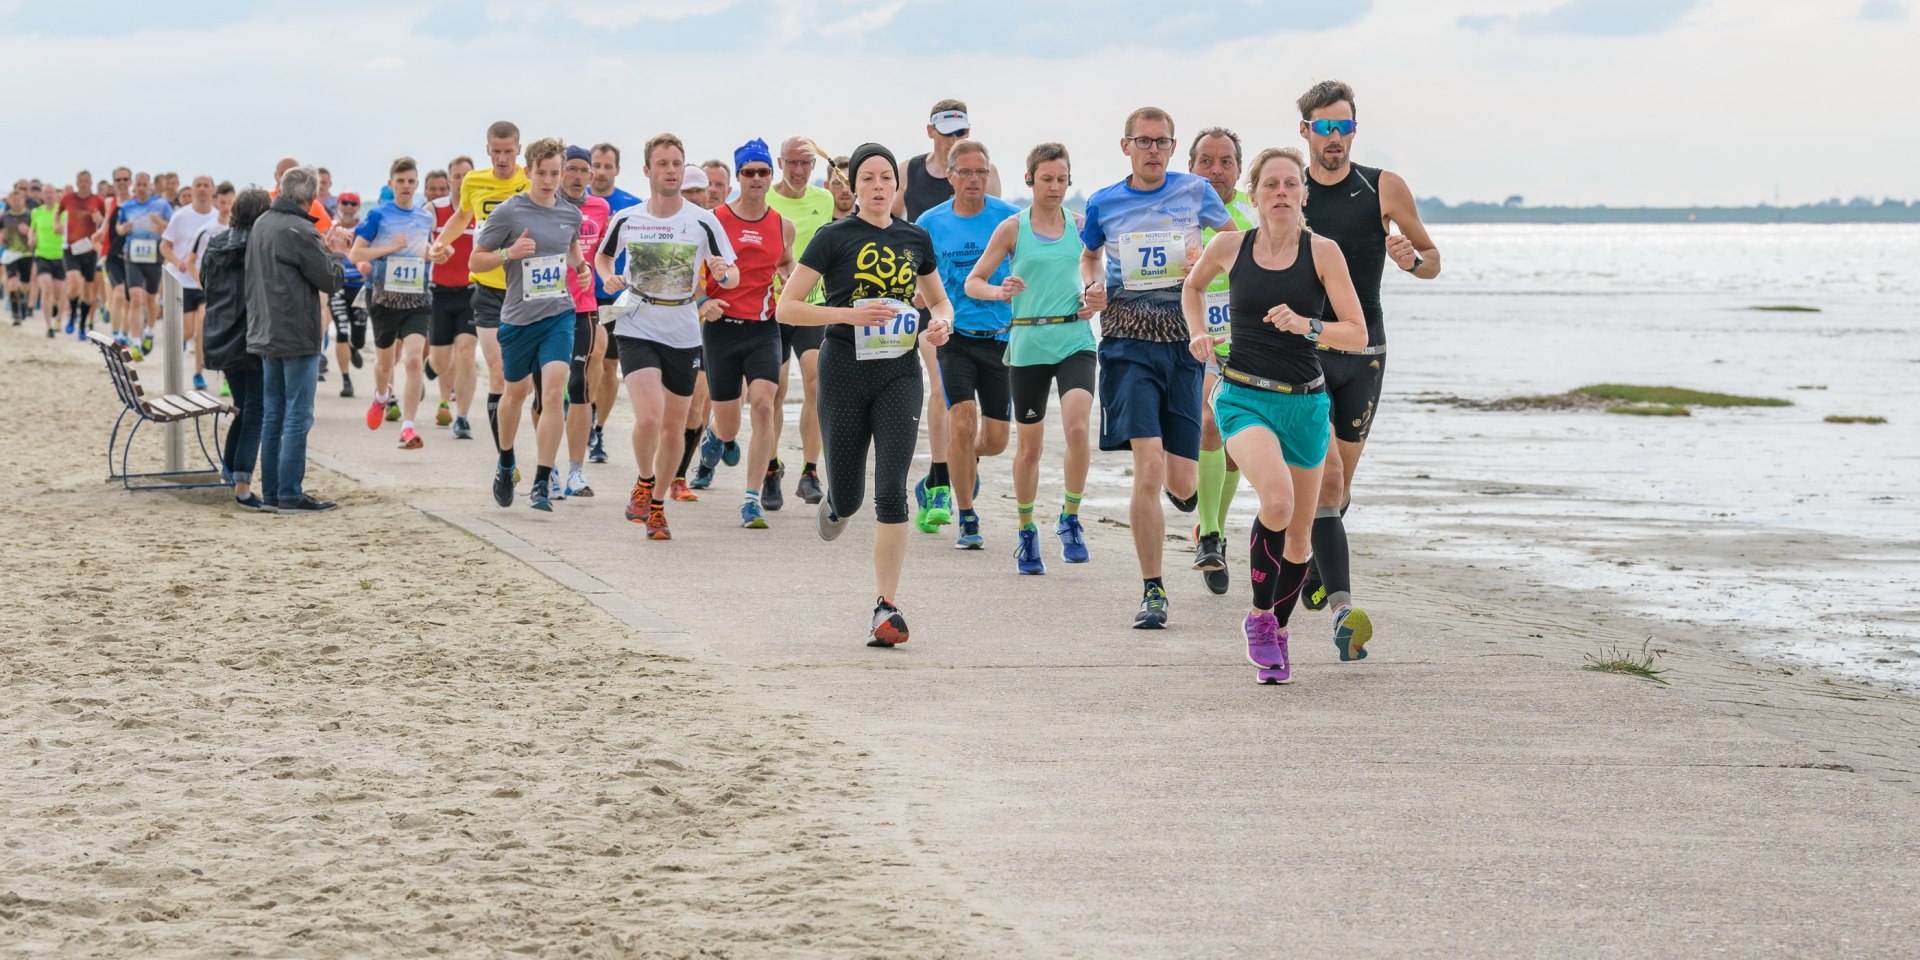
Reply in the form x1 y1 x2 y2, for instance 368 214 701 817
1413 205 1920 225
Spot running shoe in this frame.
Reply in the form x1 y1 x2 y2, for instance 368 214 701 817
795 468 823 505
435 401 452 427
625 479 653 523
513 466 521 485
697 429 725 472
127 343 144 362
588 426 608 464
365 398 386 430
740 499 768 529
1192 528 1226 571
913 476 933 532
491 464 514 508
762 462 786 511
923 485 954 531
398 426 423 450
385 400 401 422
46 327 55 338
1056 513 1089 564
1303 562 1328 611
1015 527 1046 575
1334 607 1373 662
689 460 715 489
452 416 474 440
340 375 354 399
645 502 671 541
1243 614 1293 684
816 495 847 542
74 323 88 342
1204 563 1230 597
867 598 909 647
1133 583 1170 629
64 318 74 335
141 333 153 354
1164 487 1198 513
551 474 568 500
565 469 593 498
668 477 698 502
529 476 553 512
350 345 364 369
722 438 741 467
219 379 231 398
954 514 983 550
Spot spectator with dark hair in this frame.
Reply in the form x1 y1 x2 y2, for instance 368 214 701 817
247 165 347 513
201 187 273 509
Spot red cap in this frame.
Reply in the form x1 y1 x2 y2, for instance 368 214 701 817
338 192 361 204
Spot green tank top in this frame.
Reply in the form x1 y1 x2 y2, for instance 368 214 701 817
30 206 64 259
1201 192 1257 356
1006 206 1096 367
766 184 835 305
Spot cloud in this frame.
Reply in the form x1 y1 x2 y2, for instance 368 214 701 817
1858 0 1908 20
1459 0 1698 36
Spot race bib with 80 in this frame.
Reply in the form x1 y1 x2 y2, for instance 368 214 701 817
128 238 159 264
523 254 567 301
386 255 426 295
854 298 918 361
1119 230 1186 291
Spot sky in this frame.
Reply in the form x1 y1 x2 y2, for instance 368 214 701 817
4 0 1915 207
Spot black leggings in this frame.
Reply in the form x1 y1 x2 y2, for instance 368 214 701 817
820 338 922 525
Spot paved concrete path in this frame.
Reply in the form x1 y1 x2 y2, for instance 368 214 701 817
304 379 1920 958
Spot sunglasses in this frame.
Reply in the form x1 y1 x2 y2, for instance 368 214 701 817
1308 119 1357 137
1125 136 1175 152
738 167 773 179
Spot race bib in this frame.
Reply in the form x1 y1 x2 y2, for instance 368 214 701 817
854 298 918 361
523 254 568 301
1119 230 1186 291
1204 289 1232 339
129 238 159 264
0 250 21 266
69 237 94 256
386 255 426 295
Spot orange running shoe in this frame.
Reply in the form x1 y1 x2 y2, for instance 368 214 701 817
645 502 672 541
668 477 699 502
365 398 387 430
625 479 654 523
398 426 423 449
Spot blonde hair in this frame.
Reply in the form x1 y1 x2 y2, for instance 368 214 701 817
644 133 685 167
1124 106 1174 138
946 139 989 168
525 138 566 170
1245 147 1311 228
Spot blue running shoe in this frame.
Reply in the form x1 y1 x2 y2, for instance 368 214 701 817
1133 583 1170 629
1056 513 1089 564
1015 527 1046 575
492 464 514 508
193 373 207 391
740 499 769 529
698 428 725 472
722 438 741 467
689 460 715 490
64 318 74 335
1335 607 1373 662
528 476 553 512
954 513 983 550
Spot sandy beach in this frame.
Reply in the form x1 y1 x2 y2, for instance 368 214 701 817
6 318 1920 957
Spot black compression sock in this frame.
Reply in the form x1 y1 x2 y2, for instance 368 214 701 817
1312 510 1353 607
487 392 502 447
535 464 552 486
1143 576 1164 594
802 461 817 474
769 458 781 473
498 446 516 470
928 461 949 488
676 428 698 479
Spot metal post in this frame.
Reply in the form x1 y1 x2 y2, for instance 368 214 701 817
162 271 184 473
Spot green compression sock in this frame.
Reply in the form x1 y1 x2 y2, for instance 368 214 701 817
1197 447 1226 537
1217 467 1242 535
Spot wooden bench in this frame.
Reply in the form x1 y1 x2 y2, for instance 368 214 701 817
89 331 233 491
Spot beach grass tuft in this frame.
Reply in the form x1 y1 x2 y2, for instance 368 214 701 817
1824 414 1888 424
1747 304 1821 312
1607 403 1690 417
1583 639 1671 685
358 577 378 591
1576 384 1790 407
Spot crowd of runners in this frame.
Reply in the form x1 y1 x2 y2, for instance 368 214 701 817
7 83 1440 682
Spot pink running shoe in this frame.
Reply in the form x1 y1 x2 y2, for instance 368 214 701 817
1243 611 1292 684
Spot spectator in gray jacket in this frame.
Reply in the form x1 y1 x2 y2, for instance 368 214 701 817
247 165 345 513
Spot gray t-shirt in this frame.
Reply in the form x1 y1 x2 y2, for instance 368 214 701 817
475 192 582 326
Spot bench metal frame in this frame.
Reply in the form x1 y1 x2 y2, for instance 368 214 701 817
88 332 232 491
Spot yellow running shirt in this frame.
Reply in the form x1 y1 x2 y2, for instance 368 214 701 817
459 165 530 289
765 184 835 304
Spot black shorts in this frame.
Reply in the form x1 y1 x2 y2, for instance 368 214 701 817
372 305 432 349
1321 349 1386 444
1010 350 1098 425
937 332 1013 421
429 283 474 346
5 258 30 283
330 287 368 349
780 321 825 362
471 283 504 330
182 288 206 312
702 319 782 403
125 260 162 294
63 250 98 281
616 335 700 398
572 310 597 366
104 255 126 287
34 257 66 282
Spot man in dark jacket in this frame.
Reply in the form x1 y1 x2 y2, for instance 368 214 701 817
247 165 345 513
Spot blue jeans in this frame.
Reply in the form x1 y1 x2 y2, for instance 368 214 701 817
221 366 264 484
259 354 321 504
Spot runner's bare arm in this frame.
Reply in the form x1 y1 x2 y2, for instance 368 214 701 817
963 218 1021 302
1182 232 1239 357
987 162 1004 199
915 272 955 346
1311 234 1369 351
776 218 796 281
1379 170 1440 279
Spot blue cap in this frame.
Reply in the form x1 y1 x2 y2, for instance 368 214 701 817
565 144 592 165
734 138 772 172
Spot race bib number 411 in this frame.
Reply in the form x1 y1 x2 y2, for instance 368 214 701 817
1119 230 1186 291
386 255 426 295
854 298 918 361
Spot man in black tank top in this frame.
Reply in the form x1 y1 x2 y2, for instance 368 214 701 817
1294 80 1443 651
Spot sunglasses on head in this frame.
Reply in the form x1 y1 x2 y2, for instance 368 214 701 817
1308 119 1357 137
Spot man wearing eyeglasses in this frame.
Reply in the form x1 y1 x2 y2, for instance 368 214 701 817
1080 106 1231 630
1294 79 1442 660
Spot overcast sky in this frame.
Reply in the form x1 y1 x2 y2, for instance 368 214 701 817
6 0 1914 207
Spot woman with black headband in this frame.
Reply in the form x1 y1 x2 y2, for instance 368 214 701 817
777 143 955 648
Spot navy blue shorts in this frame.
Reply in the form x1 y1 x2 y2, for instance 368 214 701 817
498 311 574 384
1097 337 1203 460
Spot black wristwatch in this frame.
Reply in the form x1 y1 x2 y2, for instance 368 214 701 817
1306 317 1323 341
1403 252 1424 273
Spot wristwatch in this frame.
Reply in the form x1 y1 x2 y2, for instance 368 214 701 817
1403 251 1424 273
1306 317 1323 341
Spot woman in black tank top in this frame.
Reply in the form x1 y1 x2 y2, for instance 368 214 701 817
1181 147 1366 684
